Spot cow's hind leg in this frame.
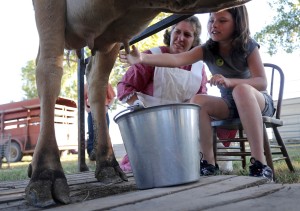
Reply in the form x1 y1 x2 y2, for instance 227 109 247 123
86 45 127 184
25 0 69 207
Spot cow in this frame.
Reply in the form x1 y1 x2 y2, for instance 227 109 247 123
28 0 251 207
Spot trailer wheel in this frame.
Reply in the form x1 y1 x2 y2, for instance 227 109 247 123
5 142 23 162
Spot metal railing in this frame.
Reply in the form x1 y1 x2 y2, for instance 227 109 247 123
0 133 11 168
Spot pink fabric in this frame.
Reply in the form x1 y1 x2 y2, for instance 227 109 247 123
117 46 208 101
120 154 132 173
216 128 238 147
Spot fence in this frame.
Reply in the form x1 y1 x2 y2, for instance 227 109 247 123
275 97 300 143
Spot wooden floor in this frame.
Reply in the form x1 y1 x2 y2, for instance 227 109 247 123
1 144 299 210
1 171 300 211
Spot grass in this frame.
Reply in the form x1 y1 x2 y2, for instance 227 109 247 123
0 153 96 182
0 147 299 184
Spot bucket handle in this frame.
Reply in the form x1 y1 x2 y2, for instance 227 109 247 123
113 107 131 123
113 104 144 123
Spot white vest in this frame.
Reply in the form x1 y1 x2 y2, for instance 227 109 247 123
137 47 204 107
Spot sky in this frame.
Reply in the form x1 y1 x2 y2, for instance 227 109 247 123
0 0 299 144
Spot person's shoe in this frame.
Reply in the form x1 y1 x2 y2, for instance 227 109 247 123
89 149 96 161
200 160 219 176
120 154 132 173
249 157 273 181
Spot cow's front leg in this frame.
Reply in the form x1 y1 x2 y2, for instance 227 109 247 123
25 0 69 207
86 46 127 184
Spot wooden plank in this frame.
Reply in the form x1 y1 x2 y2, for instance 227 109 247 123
0 187 25 197
210 184 300 211
0 177 137 210
2 173 296 211
0 182 28 190
0 172 135 210
0 192 24 204
45 175 268 211
108 183 283 211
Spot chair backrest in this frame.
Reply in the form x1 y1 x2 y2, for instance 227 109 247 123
263 63 285 119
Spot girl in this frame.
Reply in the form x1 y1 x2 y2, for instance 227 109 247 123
119 5 274 180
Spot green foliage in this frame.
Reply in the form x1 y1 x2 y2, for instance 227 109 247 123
21 60 37 99
254 0 300 55
21 50 79 100
61 50 78 100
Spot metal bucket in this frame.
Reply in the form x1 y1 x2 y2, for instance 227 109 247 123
114 103 201 189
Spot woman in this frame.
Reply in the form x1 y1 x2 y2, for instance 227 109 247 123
117 16 208 173
118 16 207 107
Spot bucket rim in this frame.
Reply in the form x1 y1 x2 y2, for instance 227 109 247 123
113 103 200 123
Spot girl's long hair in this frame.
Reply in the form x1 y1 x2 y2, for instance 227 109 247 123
206 5 250 57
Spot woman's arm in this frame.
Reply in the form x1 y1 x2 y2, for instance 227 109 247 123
117 63 154 101
119 45 203 67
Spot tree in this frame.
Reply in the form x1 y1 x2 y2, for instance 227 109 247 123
21 50 79 100
254 0 300 55
21 60 37 99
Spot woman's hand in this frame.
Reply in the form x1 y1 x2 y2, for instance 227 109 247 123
119 45 143 65
209 74 231 88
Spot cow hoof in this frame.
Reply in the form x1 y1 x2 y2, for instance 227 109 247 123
25 169 70 207
95 166 128 183
25 180 55 207
115 165 128 181
53 177 71 204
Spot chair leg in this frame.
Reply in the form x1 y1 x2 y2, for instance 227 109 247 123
239 129 246 169
273 127 295 172
263 126 275 180
213 127 217 163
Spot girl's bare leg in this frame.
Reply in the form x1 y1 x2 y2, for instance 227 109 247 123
190 94 229 165
232 84 267 164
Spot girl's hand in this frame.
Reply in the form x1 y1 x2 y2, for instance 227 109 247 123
209 74 231 88
119 45 143 65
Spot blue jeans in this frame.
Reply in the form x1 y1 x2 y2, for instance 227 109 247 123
87 112 110 155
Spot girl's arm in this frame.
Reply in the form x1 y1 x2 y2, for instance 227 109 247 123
119 45 203 67
246 47 268 90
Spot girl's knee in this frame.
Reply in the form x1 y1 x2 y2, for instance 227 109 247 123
190 94 204 104
232 84 252 99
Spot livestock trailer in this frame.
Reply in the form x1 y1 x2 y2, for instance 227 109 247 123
0 97 78 162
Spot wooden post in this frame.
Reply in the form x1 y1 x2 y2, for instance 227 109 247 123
77 49 89 172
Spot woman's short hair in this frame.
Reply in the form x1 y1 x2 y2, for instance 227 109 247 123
163 16 202 48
